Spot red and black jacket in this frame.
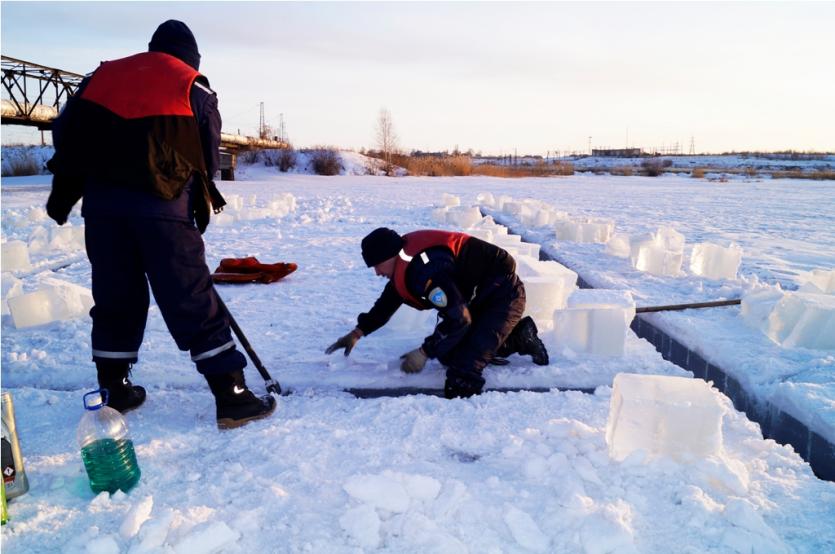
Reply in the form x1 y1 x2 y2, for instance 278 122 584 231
47 52 222 230
357 230 517 336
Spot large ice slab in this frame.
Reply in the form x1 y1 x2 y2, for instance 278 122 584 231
1 240 32 272
605 373 726 462
796 268 835 294
765 292 835 350
690 242 743 280
441 193 460 208
7 279 94 328
553 290 635 356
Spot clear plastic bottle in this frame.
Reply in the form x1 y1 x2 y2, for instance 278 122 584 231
77 390 141 494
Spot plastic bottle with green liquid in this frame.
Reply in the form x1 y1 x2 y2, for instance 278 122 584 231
77 390 141 494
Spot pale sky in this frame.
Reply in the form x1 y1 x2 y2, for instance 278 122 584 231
2 1 834 154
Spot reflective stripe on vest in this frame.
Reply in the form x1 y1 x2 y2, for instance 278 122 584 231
392 230 470 309
80 51 199 119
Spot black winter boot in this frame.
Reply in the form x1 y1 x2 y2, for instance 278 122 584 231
511 316 550 366
96 361 147 413
205 371 276 429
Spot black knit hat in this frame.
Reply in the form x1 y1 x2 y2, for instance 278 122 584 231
149 20 201 70
361 228 403 267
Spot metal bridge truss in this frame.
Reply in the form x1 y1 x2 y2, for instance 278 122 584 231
1 55 85 129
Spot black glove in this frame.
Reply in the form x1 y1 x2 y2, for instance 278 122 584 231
444 374 484 399
325 328 363 356
46 173 83 226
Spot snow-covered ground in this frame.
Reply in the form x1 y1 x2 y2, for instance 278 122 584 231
2 170 834 552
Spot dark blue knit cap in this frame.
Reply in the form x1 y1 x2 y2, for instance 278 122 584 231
149 20 201 70
361 228 403 267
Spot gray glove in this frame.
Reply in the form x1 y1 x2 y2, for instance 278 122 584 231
400 347 428 373
325 328 363 356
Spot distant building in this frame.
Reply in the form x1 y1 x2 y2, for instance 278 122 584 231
592 148 642 158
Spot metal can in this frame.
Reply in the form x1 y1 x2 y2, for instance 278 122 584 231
1 392 30 499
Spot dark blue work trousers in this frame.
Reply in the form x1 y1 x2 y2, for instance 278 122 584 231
84 217 241 374
439 274 526 387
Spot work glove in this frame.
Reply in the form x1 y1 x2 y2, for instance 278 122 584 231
400 347 428 374
325 328 363 356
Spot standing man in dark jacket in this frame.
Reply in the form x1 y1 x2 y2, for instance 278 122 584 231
326 228 549 398
46 20 275 429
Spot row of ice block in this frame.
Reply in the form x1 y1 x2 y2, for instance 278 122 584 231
213 193 297 225
2 226 86 272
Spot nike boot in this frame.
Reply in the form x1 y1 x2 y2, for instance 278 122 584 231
96 361 147 413
205 370 276 429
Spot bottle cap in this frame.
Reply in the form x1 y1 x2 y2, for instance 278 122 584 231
83 389 109 411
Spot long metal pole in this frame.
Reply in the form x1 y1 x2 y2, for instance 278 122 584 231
214 293 282 396
635 298 741 314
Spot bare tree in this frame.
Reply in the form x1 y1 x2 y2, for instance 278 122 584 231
375 108 398 176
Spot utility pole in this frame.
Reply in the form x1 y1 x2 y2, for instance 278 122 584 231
279 113 286 143
259 102 265 139
588 136 592 155
689 136 696 156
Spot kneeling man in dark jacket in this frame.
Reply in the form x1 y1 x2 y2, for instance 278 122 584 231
326 227 549 398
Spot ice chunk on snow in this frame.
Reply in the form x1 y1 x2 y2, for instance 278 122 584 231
690 242 743 280
49 225 85 251
119 495 153 540
441 193 460 207
520 260 578 327
2 273 23 316
7 280 94 328
28 226 50 254
172 521 240 554
765 292 835 350
555 218 613 243
552 290 635 356
1 240 32 272
504 505 549 552
740 288 784 332
476 192 495 207
339 504 380 548
211 213 235 226
431 207 449 224
796 268 835 294
85 535 120 554
605 233 631 258
344 473 410 513
630 229 684 276
386 304 436 333
447 206 482 229
605 373 726 462
503 201 524 216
